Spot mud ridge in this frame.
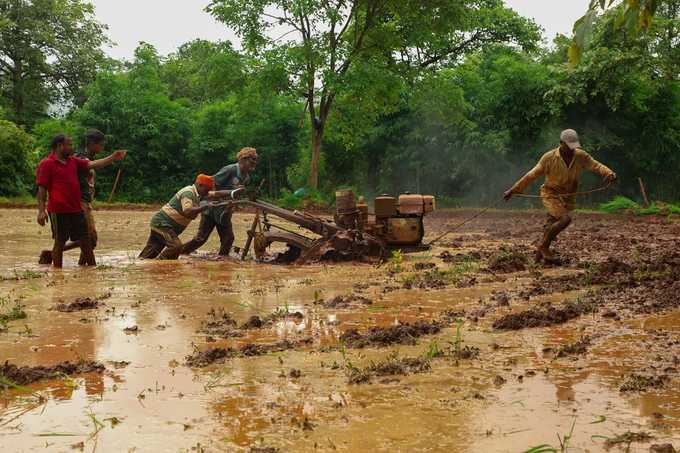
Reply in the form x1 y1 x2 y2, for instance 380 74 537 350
186 338 313 367
348 353 431 384
340 320 441 348
493 300 595 331
53 297 102 312
0 360 105 386
318 294 372 309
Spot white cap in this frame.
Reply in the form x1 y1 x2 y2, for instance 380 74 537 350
560 129 581 150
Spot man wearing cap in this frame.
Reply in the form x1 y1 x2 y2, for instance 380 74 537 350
504 129 617 262
139 175 216 260
181 147 258 257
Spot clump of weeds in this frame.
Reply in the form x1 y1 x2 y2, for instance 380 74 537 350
555 336 591 358
1 269 45 281
387 249 404 274
0 296 27 330
401 259 479 289
342 347 431 385
602 431 654 450
522 417 577 453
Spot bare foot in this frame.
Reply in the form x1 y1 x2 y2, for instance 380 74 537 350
537 245 558 263
38 250 52 265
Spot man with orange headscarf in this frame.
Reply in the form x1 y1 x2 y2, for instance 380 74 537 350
182 147 258 257
139 174 216 260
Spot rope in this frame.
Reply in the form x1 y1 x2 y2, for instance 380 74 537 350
512 181 614 199
426 198 505 246
426 181 614 246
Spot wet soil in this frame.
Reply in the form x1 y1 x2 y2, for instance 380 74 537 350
53 297 102 312
186 338 313 367
1 208 680 452
492 299 595 330
339 320 441 348
347 353 432 384
0 360 105 386
318 294 372 309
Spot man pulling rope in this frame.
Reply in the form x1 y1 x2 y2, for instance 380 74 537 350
503 129 617 263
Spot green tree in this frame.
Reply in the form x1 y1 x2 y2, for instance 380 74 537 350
0 119 34 196
207 0 540 189
0 0 110 125
74 44 194 202
570 0 678 64
552 7 680 200
161 39 246 104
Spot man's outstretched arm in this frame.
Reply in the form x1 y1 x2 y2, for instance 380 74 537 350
89 150 127 170
583 153 616 182
504 158 545 201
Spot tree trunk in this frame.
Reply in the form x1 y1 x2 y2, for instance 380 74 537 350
308 123 324 190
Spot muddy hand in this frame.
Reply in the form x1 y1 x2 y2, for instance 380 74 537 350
37 210 48 226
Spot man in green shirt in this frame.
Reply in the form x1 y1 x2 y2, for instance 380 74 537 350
181 147 258 256
139 174 215 260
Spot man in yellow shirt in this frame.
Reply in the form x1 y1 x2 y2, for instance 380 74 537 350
504 129 617 262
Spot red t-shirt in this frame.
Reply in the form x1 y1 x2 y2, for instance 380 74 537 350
36 153 90 214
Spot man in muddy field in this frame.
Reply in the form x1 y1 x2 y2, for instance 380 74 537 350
39 129 108 265
139 174 216 259
503 129 617 262
181 147 258 257
36 134 127 268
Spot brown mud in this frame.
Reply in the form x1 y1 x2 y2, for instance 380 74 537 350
53 297 102 312
1 208 680 452
0 360 105 386
339 320 441 348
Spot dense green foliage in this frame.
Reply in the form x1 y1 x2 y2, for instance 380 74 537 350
0 1 679 206
0 0 109 125
600 196 680 215
0 119 35 196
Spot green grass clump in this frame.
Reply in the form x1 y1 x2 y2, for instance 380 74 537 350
600 196 680 216
599 196 639 213
276 188 330 210
0 297 27 328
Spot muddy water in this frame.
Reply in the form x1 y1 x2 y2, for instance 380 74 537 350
0 208 678 452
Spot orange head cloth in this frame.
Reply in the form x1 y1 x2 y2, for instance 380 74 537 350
195 174 215 190
236 147 258 161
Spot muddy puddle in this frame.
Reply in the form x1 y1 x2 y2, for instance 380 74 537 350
0 207 679 452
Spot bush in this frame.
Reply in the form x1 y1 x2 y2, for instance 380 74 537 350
0 120 35 196
276 188 330 210
599 196 640 213
32 119 84 157
600 196 680 216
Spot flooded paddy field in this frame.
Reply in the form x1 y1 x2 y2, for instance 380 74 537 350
1 207 679 452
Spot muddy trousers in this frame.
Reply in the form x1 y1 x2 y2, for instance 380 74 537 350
541 214 572 247
139 228 183 260
181 213 234 256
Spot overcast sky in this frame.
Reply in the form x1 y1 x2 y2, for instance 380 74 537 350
91 0 591 61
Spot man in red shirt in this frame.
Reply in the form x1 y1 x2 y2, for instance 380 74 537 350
36 134 127 268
